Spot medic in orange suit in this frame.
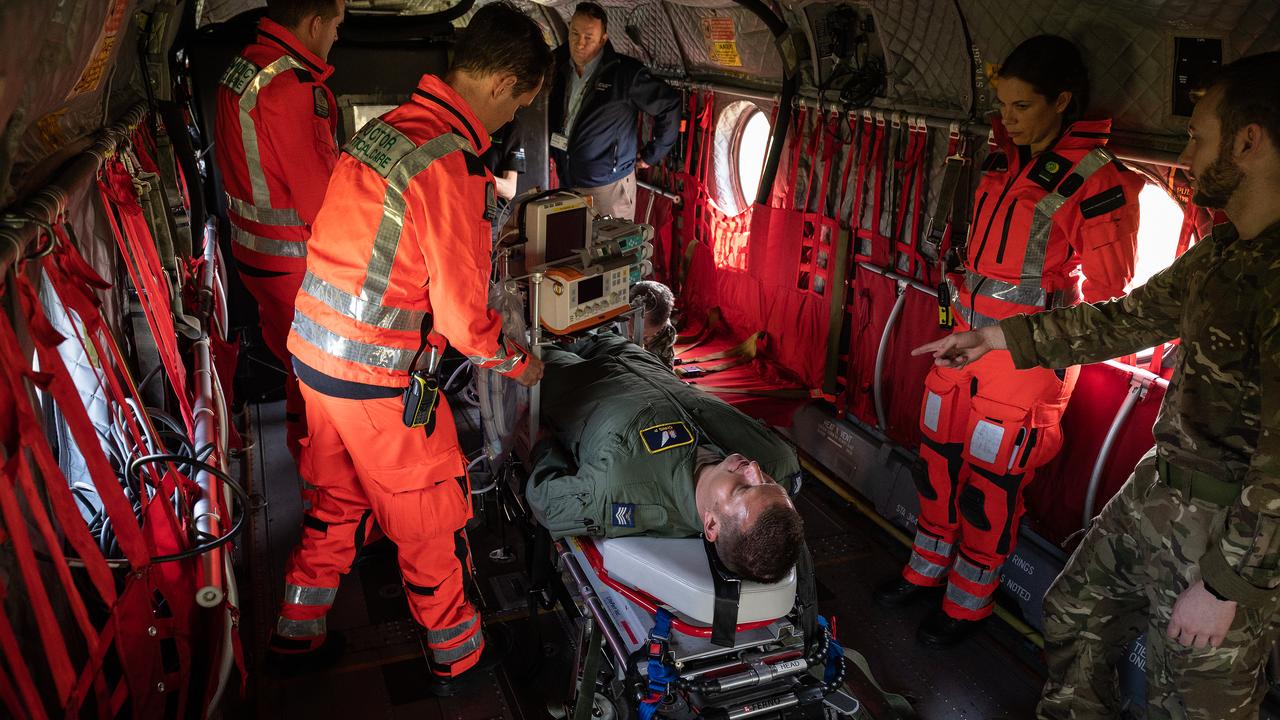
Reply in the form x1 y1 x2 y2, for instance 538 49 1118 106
214 0 345 461
268 2 550 695
875 35 1143 646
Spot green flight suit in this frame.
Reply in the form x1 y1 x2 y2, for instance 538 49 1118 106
999 220 1280 719
526 332 800 539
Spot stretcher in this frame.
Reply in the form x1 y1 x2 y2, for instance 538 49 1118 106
550 532 867 720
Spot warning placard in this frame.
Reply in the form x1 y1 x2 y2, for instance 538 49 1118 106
68 0 131 100
701 17 742 68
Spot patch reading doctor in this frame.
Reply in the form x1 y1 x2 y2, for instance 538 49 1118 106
639 421 694 454
612 503 636 528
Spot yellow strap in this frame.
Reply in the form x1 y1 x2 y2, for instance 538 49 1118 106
674 306 723 354
677 331 764 365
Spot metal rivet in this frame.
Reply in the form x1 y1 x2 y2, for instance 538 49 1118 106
147 626 158 637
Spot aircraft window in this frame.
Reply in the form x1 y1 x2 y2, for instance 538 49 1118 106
735 110 771 209
1128 181 1185 292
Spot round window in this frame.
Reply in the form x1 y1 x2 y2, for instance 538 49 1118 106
711 101 773 216
734 110 772 208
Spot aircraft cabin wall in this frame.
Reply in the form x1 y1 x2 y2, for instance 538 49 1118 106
0 0 1277 717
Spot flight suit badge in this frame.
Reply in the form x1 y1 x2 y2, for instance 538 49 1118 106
612 503 636 528
640 421 694 453
313 87 329 118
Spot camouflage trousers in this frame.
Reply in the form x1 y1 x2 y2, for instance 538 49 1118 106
1037 449 1280 719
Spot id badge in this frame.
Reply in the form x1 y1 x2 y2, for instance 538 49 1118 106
550 132 569 151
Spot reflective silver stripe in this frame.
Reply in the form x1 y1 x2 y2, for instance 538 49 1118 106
429 628 484 665
912 529 954 558
359 134 473 304
908 552 949 579
1023 148 1115 291
952 295 1001 330
276 615 326 638
469 342 522 373
232 225 307 258
1047 286 1083 310
945 583 992 611
284 583 337 607
227 193 304 227
965 270 1045 308
292 309 417 371
426 614 478 646
300 271 426 331
239 55 305 207
953 556 1000 586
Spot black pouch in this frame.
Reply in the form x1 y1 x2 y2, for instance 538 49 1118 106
401 316 440 433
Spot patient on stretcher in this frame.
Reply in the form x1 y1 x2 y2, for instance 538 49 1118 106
526 332 804 583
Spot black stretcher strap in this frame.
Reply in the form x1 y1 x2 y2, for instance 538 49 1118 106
702 538 743 648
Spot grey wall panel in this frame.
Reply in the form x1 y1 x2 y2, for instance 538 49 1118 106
863 0 972 115
664 4 784 81
549 1 686 76
959 0 1280 136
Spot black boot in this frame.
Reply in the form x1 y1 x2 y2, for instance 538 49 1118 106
266 631 347 676
916 607 984 647
427 624 512 697
873 577 943 608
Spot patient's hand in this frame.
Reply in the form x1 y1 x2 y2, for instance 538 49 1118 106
513 355 544 387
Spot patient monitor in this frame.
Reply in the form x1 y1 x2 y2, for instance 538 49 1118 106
520 194 655 334
523 195 592 268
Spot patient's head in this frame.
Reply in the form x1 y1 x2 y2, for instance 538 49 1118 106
631 281 677 366
695 454 804 583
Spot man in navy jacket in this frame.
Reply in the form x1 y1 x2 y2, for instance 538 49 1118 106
548 2 681 220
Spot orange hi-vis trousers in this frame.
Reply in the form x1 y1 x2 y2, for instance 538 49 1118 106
905 349 1078 620
274 382 484 676
238 269 307 462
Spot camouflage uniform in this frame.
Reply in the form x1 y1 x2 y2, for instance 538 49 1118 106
1000 220 1280 719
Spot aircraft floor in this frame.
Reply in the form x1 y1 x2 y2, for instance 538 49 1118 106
229 400 1050 719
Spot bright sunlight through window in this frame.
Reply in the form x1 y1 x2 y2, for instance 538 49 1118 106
1128 183 1185 291
735 111 771 206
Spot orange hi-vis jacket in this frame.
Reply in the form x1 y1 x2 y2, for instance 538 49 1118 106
288 74 528 389
952 118 1142 330
214 18 339 272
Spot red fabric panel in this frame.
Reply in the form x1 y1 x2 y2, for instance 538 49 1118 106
1024 363 1163 547
881 286 950 448
637 188 675 285
844 268 896 426
708 202 752 272
763 287 826 388
678 336 806 427
684 233 829 389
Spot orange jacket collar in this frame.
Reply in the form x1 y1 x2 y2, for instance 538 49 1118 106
990 116 1113 156
411 75 491 155
256 17 334 82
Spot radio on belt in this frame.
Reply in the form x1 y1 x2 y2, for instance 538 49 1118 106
520 195 654 334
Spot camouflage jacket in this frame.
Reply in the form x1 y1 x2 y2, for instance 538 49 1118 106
1002 219 1280 608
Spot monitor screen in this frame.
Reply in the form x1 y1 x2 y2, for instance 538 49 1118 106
576 274 604 304
543 206 588 265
